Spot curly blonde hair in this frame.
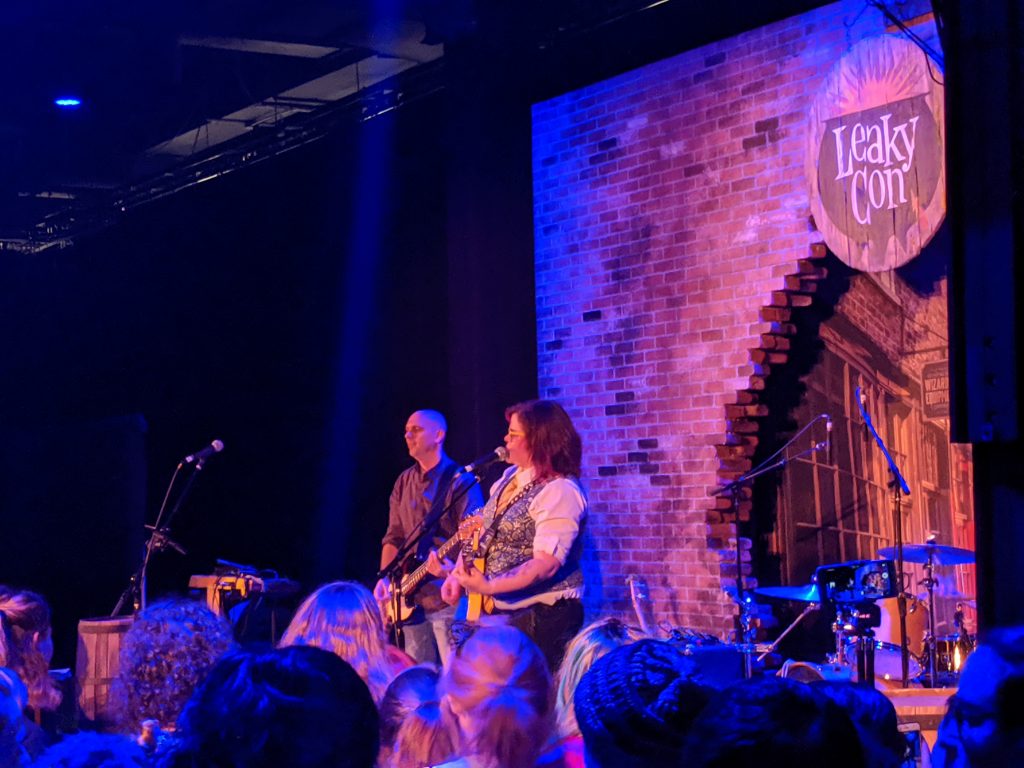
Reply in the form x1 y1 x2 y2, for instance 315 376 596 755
279 581 394 703
554 617 647 738
0 587 61 712
109 599 233 733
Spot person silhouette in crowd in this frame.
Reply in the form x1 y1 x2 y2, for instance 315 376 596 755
436 625 554 768
932 626 1024 768
110 598 233 748
280 581 413 704
0 589 61 718
681 674 865 767
378 664 456 768
1 667 30 768
814 680 913 768
573 638 713 768
31 732 147 768
162 645 379 768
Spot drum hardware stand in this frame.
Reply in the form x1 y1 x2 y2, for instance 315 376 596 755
856 386 912 688
918 544 940 686
834 603 882 685
709 413 830 678
756 601 820 663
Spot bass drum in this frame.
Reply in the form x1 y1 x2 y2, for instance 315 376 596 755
844 639 921 686
876 596 926 657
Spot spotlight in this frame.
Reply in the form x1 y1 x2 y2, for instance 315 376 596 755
54 97 82 109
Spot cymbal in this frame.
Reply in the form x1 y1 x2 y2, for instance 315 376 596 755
878 542 975 566
753 584 820 602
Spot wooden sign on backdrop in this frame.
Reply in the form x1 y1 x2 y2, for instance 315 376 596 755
922 359 950 420
806 35 945 272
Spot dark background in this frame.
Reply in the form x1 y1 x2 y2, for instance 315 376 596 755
6 0 1018 665
2 1 839 666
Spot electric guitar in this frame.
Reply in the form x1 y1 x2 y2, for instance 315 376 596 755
382 516 483 625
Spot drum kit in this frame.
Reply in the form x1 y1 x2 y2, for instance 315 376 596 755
755 540 976 688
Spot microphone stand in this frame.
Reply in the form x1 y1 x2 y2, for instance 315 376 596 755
377 468 485 648
111 457 205 617
709 414 829 678
856 386 912 687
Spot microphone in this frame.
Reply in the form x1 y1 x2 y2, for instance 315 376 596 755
184 439 225 465
455 446 509 477
825 415 834 465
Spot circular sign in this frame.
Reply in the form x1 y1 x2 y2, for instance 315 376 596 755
806 35 945 272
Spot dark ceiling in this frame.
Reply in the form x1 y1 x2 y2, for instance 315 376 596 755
0 0 834 252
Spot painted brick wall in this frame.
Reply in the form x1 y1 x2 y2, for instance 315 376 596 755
532 0 941 634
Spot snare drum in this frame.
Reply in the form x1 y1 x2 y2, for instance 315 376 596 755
843 639 921 685
876 596 926 657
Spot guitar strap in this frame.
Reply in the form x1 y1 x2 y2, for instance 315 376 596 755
472 477 543 559
415 462 460 562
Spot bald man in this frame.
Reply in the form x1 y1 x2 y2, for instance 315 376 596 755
375 410 484 664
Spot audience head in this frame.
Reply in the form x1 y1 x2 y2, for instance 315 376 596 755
279 581 393 703
110 598 233 734
681 674 864 767
440 625 551 768
0 588 61 712
31 732 148 768
555 617 647 739
165 645 378 768
813 681 907 768
574 638 713 768
379 665 456 767
935 625 1024 768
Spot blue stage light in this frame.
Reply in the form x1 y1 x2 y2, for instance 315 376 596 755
54 97 82 108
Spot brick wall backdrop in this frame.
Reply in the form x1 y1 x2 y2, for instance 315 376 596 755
532 0 944 635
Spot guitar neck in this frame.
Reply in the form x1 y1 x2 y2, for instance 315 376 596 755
401 532 463 595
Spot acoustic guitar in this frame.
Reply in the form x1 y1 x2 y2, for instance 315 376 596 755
456 529 494 623
382 516 482 625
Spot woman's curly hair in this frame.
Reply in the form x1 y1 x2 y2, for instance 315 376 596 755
109 599 233 734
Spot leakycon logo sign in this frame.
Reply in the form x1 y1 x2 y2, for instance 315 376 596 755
806 35 945 272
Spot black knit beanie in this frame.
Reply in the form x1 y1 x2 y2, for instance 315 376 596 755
573 638 712 765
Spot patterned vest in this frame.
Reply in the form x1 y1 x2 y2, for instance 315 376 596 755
481 476 584 604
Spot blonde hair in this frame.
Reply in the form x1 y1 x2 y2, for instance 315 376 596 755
554 617 647 738
440 625 551 768
388 700 456 768
379 665 456 768
0 588 61 712
279 581 393 703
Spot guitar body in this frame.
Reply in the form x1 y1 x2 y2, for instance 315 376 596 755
384 587 416 625
455 530 493 622
382 516 482 626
